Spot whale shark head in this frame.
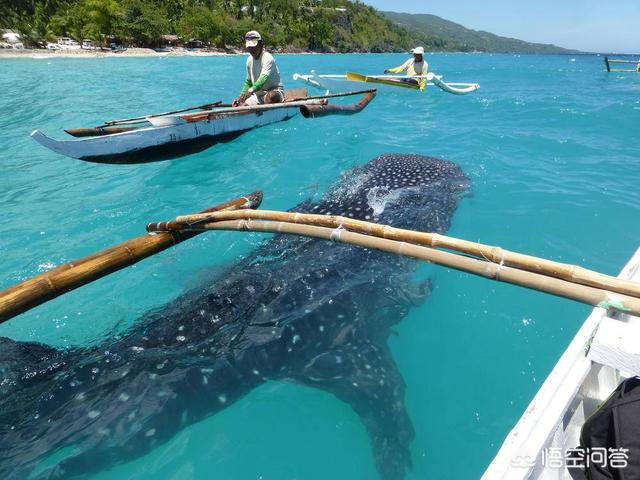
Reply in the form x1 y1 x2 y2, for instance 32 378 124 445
307 153 469 232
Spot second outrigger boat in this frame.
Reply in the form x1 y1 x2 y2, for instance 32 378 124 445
31 88 375 164
604 56 640 73
293 71 480 95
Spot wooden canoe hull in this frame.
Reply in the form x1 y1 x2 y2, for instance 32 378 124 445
32 105 304 164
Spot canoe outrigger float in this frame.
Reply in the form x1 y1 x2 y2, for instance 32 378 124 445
31 88 376 164
293 71 480 95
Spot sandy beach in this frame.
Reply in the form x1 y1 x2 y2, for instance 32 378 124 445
0 47 240 59
0 46 323 59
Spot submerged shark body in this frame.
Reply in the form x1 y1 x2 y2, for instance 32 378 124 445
0 154 468 480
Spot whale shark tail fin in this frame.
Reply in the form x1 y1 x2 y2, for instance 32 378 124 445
293 339 414 480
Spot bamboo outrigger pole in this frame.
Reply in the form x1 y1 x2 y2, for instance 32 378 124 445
181 89 377 122
169 209 640 300
156 217 640 317
4 197 640 324
0 192 262 323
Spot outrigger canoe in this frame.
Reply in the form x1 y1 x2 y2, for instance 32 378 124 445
31 88 376 164
604 56 640 73
293 71 480 95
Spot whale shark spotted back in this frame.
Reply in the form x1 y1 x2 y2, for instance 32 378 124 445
0 154 468 480
310 153 468 224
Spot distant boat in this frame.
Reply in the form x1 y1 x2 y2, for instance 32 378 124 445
56 37 81 50
81 39 96 50
604 56 640 73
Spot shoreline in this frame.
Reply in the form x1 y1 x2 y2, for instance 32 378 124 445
0 47 242 59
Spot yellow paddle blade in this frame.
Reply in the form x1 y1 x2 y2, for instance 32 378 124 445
346 71 367 82
346 71 422 90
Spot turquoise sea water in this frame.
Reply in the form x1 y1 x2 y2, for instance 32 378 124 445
1 53 639 479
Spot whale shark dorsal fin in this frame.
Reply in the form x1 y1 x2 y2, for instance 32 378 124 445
291 340 414 480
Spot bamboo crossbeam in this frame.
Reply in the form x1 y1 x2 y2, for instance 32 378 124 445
0 192 262 323
167 209 640 300
189 219 640 317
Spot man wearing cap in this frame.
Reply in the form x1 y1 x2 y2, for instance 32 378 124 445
383 46 427 86
233 31 284 107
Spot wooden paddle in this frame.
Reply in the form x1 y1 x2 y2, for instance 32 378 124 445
287 88 377 102
99 100 224 127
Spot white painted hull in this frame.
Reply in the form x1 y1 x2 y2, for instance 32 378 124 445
483 246 640 480
31 105 304 164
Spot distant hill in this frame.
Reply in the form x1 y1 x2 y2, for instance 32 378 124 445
382 11 579 54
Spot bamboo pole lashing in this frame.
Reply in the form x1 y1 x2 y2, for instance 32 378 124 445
0 192 262 323
166 209 640 300
190 218 640 317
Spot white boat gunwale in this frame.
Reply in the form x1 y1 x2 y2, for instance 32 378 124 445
483 246 640 479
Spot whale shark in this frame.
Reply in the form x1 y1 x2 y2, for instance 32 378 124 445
0 153 468 480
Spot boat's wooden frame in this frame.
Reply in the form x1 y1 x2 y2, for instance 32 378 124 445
483 246 640 479
31 89 375 164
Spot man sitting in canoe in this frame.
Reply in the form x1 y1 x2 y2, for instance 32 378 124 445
383 46 428 86
232 31 284 107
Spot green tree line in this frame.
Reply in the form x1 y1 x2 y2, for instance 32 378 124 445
0 0 467 52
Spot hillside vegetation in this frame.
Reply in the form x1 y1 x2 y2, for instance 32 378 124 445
1 1 576 53
382 11 577 54
0 0 424 52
